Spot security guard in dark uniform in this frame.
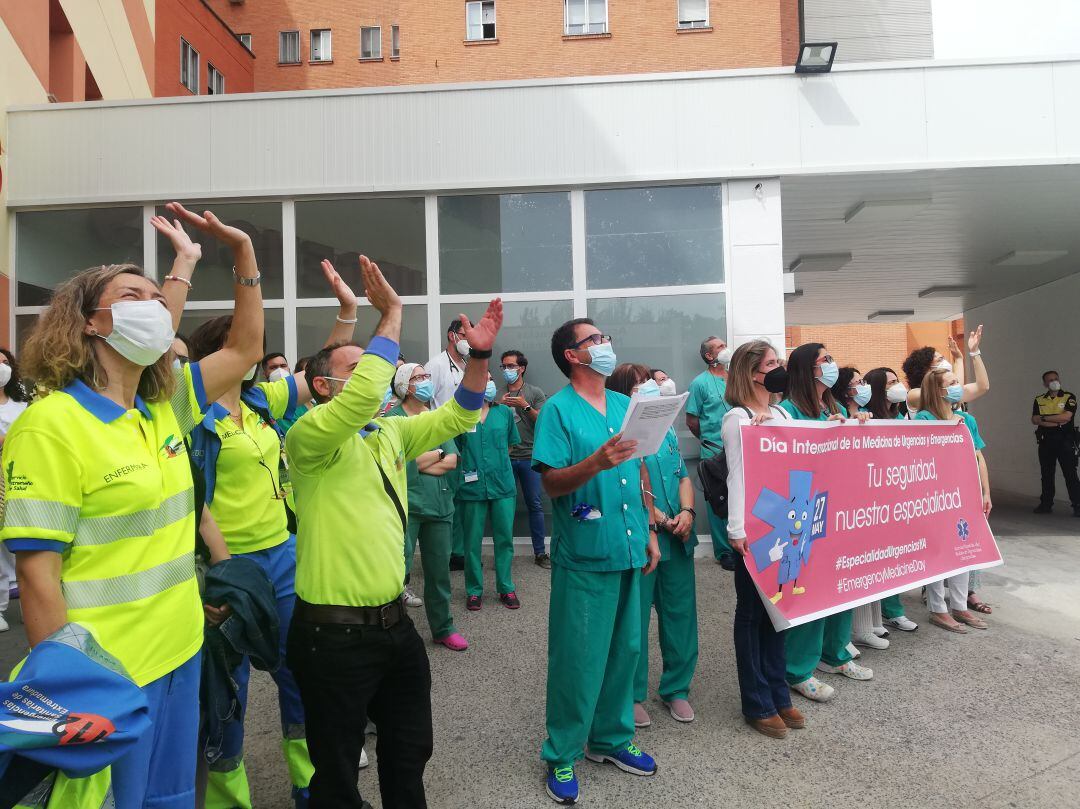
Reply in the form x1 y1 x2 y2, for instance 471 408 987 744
1031 370 1080 516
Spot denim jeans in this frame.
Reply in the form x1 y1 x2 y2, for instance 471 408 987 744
733 555 791 719
511 457 547 555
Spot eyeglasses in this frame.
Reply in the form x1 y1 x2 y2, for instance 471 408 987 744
571 334 613 349
410 373 432 383
815 354 834 365
499 364 521 370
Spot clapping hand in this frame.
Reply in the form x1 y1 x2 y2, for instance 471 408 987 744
165 202 251 250
150 215 201 264
359 255 401 314
968 324 984 353
321 259 359 310
460 298 504 353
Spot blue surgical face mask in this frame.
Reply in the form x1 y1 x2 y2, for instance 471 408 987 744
502 368 520 384
586 342 617 377
635 379 661 398
484 381 498 402
818 361 839 388
944 383 964 403
412 379 434 403
381 387 394 410
853 384 872 407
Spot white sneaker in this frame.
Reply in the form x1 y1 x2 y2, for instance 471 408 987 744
872 625 890 638
884 615 919 632
790 676 835 702
360 747 369 769
403 587 423 608
817 660 874 681
0 614 7 632
852 632 890 650
633 702 652 728
845 642 861 659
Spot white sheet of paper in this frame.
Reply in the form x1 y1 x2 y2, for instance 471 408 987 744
617 392 690 460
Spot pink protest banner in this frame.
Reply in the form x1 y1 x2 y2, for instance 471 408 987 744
740 419 1002 630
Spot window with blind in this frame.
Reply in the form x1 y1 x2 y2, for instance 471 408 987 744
279 31 300 63
678 0 709 28
207 64 224 94
466 1 496 41
310 29 332 61
360 26 382 59
180 39 199 93
391 25 400 57
238 33 252 49
565 0 608 35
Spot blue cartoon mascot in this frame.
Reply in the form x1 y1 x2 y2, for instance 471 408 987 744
749 470 826 604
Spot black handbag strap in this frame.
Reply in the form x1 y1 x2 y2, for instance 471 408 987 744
373 453 407 536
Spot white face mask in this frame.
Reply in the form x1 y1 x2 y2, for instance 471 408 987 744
455 338 470 357
0 364 11 388
1048 380 1062 392
936 359 952 372
716 347 733 368
243 364 257 382
268 367 291 383
658 378 677 397
886 383 908 404
94 300 175 367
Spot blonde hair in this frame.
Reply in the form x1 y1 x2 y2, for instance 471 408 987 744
21 264 176 402
725 340 774 408
921 368 952 420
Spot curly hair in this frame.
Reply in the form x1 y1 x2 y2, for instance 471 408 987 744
20 264 176 402
902 346 937 390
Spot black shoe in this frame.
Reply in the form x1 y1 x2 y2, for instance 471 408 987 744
449 555 465 571
534 553 552 569
500 591 521 609
1033 504 1053 514
717 552 737 571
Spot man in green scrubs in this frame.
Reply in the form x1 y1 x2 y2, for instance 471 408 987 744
686 335 734 568
456 375 522 610
533 318 661 805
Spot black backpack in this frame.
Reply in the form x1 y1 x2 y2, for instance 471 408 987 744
697 438 733 519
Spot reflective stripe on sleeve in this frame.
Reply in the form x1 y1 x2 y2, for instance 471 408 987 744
3 498 80 535
62 553 196 610
171 378 196 436
73 488 194 547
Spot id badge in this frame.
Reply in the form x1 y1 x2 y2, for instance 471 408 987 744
464 470 479 483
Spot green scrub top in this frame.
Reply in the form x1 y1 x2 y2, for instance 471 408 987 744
687 371 731 458
455 403 520 501
779 399 832 422
389 405 458 519
531 386 648 573
914 409 986 450
644 427 695 559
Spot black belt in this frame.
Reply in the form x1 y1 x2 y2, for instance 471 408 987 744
294 597 405 629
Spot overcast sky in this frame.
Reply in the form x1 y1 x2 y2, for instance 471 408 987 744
933 0 1080 59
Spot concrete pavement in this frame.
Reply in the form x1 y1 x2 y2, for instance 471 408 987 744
2 495 1077 808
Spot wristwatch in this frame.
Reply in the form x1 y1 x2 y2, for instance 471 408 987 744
232 266 261 287
436 448 446 461
522 404 532 412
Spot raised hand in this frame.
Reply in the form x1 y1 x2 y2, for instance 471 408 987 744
359 254 401 315
321 259 358 310
165 202 251 250
968 324 984 353
150 215 201 263
460 298 503 353
593 433 637 471
947 336 962 360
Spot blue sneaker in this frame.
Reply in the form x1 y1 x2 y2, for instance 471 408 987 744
546 765 579 804
585 741 657 776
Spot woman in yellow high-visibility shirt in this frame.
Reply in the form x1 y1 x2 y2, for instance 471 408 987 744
161 241 359 808
0 203 263 809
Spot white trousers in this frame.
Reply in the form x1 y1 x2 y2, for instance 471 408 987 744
927 572 970 614
852 601 883 636
0 546 14 613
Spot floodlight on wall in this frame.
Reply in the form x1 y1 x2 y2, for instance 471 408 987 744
867 309 915 322
795 42 838 74
787 252 852 273
845 199 932 224
918 285 973 298
990 250 1068 266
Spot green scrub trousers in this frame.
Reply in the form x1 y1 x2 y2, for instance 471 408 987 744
541 564 640 768
784 610 854 685
881 594 906 620
707 509 732 560
460 496 516 597
633 539 698 703
405 515 456 640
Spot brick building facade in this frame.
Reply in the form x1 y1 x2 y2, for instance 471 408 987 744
208 0 800 92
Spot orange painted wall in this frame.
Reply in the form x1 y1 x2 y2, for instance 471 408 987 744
208 0 798 92
156 0 254 96
0 0 51 90
785 321 966 380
